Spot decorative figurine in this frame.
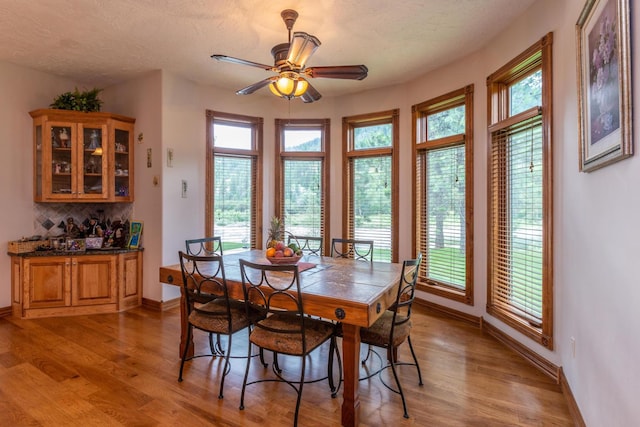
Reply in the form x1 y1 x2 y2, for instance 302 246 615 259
64 217 80 237
89 130 100 149
59 129 69 148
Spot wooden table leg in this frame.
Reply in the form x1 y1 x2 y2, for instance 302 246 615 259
341 323 361 427
178 288 194 359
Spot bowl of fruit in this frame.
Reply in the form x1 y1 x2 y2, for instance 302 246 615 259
265 216 303 264
265 241 302 264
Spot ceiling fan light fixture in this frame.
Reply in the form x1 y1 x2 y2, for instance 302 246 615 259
269 73 308 99
287 32 321 69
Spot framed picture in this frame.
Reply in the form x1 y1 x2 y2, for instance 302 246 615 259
85 237 104 250
65 238 86 252
576 0 632 172
128 220 143 249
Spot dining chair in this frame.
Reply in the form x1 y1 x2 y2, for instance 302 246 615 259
287 235 323 256
359 253 423 418
185 236 223 256
177 251 265 399
330 238 374 261
238 259 341 427
185 236 224 355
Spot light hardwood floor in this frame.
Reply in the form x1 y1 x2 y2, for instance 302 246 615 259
0 304 573 426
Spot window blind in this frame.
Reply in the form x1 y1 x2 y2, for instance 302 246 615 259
214 154 255 249
282 159 324 237
351 155 392 262
489 113 543 324
424 145 466 289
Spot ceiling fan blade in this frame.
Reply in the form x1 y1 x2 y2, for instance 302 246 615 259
236 77 276 95
211 54 275 71
304 65 368 80
300 82 322 103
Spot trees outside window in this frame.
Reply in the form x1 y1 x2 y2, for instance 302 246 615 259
275 119 329 254
343 110 399 262
486 33 553 348
206 110 263 251
413 86 474 304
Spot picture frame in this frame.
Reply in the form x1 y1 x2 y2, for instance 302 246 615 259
65 238 86 252
576 0 632 172
128 220 143 249
85 237 104 250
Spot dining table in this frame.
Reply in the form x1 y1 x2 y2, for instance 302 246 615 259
158 249 408 427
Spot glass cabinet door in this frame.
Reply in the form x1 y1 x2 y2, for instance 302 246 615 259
31 110 135 203
78 124 108 199
48 122 74 198
113 123 134 201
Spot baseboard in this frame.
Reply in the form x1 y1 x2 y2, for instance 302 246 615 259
141 297 180 311
414 298 482 327
482 319 559 380
0 306 12 318
559 367 586 427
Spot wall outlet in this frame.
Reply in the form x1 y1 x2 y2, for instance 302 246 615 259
181 180 187 198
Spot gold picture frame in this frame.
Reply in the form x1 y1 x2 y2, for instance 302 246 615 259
576 0 632 172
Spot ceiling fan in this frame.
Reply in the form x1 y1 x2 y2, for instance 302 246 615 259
211 9 368 103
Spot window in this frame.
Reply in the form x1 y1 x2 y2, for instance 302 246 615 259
206 110 263 251
275 119 330 254
486 33 553 348
343 110 399 262
413 85 474 304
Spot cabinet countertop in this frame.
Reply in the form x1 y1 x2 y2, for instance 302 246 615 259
9 248 143 257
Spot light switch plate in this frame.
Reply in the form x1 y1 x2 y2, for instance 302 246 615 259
167 148 174 167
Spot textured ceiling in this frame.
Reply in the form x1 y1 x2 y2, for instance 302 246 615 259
0 0 537 98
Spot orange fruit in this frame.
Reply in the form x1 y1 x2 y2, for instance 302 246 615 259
266 247 276 257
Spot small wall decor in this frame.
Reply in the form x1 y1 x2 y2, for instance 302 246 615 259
128 220 143 249
576 0 632 172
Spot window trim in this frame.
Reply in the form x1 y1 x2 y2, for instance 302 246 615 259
274 118 330 255
486 33 553 349
412 85 474 305
206 110 263 249
342 109 399 263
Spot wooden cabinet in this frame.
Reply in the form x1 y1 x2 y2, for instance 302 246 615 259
11 251 142 319
30 109 135 202
118 250 143 311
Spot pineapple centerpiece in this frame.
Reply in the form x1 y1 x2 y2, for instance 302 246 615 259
265 216 302 264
